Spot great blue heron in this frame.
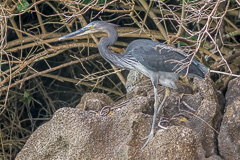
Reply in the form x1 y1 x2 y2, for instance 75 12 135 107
59 21 209 149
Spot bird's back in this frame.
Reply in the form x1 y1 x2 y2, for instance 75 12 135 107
124 39 208 79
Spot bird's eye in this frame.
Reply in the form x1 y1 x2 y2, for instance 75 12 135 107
89 25 93 29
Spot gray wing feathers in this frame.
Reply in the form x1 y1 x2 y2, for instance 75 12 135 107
128 39 207 78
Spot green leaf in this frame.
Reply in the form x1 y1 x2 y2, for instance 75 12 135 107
80 0 91 4
190 35 198 40
24 91 30 98
179 41 187 46
21 91 32 105
97 0 110 4
200 40 205 47
17 0 30 12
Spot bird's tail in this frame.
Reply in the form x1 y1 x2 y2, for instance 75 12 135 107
193 60 240 78
195 61 210 75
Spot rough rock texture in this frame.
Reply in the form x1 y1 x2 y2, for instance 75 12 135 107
218 78 240 159
16 103 206 160
16 71 228 159
76 92 114 111
126 71 223 158
185 76 223 158
146 126 206 159
125 70 151 98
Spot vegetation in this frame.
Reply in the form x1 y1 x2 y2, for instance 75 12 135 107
0 0 239 159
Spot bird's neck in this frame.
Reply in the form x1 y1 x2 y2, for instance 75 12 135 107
98 27 118 48
99 26 118 47
98 27 124 68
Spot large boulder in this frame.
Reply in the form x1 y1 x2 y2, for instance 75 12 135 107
218 78 240 159
16 71 224 159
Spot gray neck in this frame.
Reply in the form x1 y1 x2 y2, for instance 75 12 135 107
98 26 124 68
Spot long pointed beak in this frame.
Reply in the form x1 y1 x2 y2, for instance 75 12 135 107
58 27 89 41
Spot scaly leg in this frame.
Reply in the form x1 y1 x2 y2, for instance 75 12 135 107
141 87 170 149
157 87 170 129
157 87 170 113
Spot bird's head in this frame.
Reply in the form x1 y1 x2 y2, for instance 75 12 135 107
59 21 118 40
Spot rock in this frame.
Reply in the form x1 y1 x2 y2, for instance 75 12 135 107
224 77 240 107
76 92 114 111
184 76 222 158
16 74 224 159
125 70 151 98
146 126 206 160
16 97 208 160
218 78 240 159
15 96 151 160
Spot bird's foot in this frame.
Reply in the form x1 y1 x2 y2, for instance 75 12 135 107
140 130 154 149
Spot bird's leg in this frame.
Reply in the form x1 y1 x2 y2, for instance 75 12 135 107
141 86 159 149
141 87 170 149
157 87 170 113
157 87 170 129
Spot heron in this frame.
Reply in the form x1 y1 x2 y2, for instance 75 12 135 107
59 21 209 149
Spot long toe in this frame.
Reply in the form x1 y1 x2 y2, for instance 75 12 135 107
140 131 154 149
141 131 153 140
